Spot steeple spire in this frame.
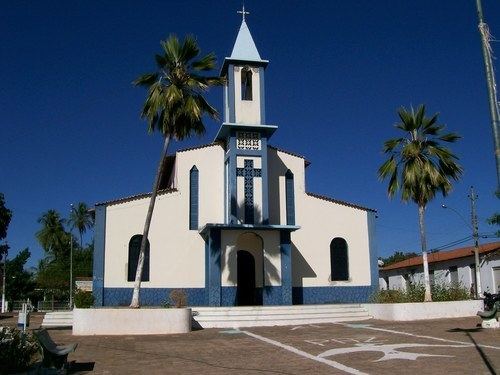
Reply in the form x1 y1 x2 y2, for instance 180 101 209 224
229 7 261 61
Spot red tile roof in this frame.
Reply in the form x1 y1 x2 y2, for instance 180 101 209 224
306 192 377 213
96 188 178 207
382 241 500 271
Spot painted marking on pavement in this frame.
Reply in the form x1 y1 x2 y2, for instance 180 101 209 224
242 330 368 375
335 323 500 350
318 342 467 362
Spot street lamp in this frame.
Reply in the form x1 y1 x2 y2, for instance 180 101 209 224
69 204 74 309
442 186 482 298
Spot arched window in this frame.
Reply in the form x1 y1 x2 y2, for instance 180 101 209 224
127 235 150 282
241 67 253 101
330 238 348 281
189 166 199 230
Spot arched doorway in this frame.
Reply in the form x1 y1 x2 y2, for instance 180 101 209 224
237 250 257 305
234 232 264 306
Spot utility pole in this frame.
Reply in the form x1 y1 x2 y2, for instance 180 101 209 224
475 0 500 188
69 204 74 309
469 186 482 298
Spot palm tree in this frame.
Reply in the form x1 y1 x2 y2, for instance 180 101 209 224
68 202 94 249
378 105 463 302
130 35 225 307
36 210 67 260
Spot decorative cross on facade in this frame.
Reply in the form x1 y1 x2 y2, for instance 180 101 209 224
236 159 261 224
237 4 250 22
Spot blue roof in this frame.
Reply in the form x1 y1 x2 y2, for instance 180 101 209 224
229 20 262 61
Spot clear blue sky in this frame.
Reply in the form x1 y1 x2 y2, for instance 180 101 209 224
1 1 499 268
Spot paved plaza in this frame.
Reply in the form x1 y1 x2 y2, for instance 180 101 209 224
1 314 499 374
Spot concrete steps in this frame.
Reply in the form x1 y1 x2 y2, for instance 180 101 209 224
41 311 73 327
192 304 371 328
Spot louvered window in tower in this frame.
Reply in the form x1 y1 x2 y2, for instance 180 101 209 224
241 68 253 101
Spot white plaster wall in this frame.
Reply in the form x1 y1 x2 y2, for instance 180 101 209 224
366 300 483 321
103 145 224 288
481 254 500 293
267 148 305 225
221 230 281 287
234 66 261 124
292 193 372 287
267 148 372 288
73 308 191 335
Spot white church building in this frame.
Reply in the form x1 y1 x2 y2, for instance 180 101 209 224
92 18 378 307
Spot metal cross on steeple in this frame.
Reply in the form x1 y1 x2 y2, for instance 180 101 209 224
237 4 249 22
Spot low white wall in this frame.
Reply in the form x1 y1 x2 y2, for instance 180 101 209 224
73 308 192 335
365 300 483 321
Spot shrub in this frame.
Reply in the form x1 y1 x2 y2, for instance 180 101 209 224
0 326 40 374
372 282 470 303
74 290 94 308
169 289 187 308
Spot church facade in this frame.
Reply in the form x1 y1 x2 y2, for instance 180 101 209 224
92 19 378 307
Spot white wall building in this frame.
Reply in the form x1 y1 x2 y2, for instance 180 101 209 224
379 242 500 294
93 17 378 307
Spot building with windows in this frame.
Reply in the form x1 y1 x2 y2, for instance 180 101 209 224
92 18 378 307
379 242 500 294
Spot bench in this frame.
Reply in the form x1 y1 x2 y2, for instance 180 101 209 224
34 329 78 370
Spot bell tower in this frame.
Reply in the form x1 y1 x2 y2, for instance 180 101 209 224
215 9 277 225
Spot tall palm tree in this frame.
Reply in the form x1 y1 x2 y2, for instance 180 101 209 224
130 35 224 307
378 105 463 302
36 210 67 260
68 202 94 249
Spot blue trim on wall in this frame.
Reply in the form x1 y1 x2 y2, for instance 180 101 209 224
220 286 373 306
228 133 238 224
189 166 199 230
259 67 266 123
367 211 379 289
228 64 235 123
207 228 222 306
285 170 295 225
292 286 374 305
260 136 269 224
280 231 292 305
93 205 106 306
100 286 374 307
103 288 207 306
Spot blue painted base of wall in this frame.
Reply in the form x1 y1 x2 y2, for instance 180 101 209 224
99 285 376 306
293 286 376 305
101 288 206 306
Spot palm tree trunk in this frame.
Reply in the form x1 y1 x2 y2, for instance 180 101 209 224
418 204 432 302
79 232 83 250
130 135 171 308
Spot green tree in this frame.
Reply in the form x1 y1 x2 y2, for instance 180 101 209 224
36 210 68 260
378 105 463 301
68 202 94 249
0 193 12 241
130 35 224 307
381 251 419 267
4 248 35 301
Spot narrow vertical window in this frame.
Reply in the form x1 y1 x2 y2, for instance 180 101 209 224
128 235 150 282
189 166 199 230
285 169 295 225
330 238 349 281
241 67 253 101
